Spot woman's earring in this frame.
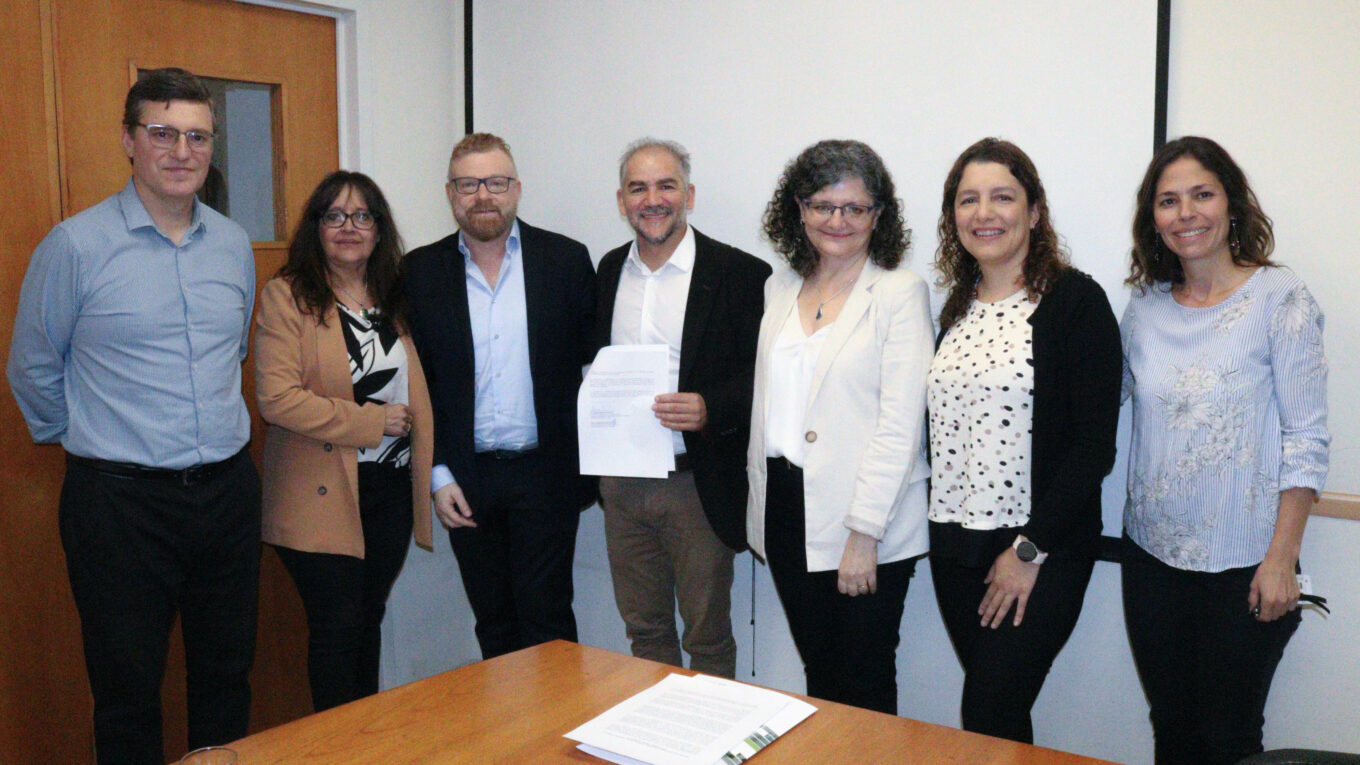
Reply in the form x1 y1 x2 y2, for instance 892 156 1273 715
1229 217 1240 254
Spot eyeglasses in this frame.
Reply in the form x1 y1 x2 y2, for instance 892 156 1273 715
138 123 215 152
448 176 516 195
320 209 377 230
801 200 879 223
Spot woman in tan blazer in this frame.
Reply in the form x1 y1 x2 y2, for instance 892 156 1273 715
255 171 433 711
747 140 934 714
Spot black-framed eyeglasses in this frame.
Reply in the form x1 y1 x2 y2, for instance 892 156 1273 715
138 123 215 152
448 176 516 195
800 199 879 222
320 209 377 230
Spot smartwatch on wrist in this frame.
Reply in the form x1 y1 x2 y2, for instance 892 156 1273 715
1012 535 1048 565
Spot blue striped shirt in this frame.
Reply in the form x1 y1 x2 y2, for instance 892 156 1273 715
1121 266 1328 571
8 180 254 469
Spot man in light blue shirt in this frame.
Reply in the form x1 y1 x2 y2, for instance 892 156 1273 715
7 68 260 764
405 133 596 659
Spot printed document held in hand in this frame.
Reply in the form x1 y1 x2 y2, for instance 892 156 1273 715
578 345 675 478
565 673 816 765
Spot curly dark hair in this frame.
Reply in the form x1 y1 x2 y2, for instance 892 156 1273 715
934 138 1068 333
1127 135 1274 291
278 170 407 330
762 140 909 277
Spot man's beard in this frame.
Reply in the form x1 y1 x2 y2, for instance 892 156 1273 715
631 205 681 246
457 205 514 242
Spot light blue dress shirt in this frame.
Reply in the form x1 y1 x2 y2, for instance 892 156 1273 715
8 180 255 469
1121 266 1328 571
431 222 538 491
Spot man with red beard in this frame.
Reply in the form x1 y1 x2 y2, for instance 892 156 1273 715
404 133 596 658
592 138 770 677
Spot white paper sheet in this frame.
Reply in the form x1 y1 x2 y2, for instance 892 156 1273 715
565 673 816 765
578 345 674 478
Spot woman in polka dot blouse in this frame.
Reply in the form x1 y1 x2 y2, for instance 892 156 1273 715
926 138 1122 744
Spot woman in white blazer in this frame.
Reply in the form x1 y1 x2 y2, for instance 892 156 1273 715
748 140 934 714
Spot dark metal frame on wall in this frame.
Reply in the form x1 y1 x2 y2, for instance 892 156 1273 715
463 0 1173 149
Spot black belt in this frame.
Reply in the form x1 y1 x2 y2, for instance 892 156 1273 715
768 455 802 473
67 450 241 486
475 446 540 461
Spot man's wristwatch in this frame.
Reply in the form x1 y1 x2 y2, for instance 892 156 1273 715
1012 535 1048 565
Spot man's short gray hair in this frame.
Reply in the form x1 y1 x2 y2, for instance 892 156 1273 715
619 137 692 186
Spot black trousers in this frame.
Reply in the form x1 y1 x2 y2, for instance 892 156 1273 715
1122 535 1300 765
59 450 260 765
930 542 1093 743
449 452 579 659
273 462 413 712
763 457 915 715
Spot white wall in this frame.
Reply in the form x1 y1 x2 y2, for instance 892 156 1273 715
1167 1 1360 755
473 2 1158 763
269 1 1358 762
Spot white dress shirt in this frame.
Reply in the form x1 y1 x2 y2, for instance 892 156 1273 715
609 225 695 455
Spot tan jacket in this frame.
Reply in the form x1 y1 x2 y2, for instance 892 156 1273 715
255 277 434 557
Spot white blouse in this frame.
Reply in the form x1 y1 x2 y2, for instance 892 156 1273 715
764 307 829 467
928 290 1038 529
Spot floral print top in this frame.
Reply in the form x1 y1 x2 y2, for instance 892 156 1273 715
1121 266 1328 571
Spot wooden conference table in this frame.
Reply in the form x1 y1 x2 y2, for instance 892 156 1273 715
227 640 1113 763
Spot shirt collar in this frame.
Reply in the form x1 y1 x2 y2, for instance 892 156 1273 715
117 178 205 240
625 224 695 275
458 219 521 265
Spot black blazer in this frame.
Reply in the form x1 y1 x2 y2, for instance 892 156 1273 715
594 228 771 550
404 219 597 512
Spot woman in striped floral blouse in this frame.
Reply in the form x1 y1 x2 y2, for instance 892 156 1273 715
1120 136 1329 765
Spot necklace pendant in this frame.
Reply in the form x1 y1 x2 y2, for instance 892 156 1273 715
815 305 823 320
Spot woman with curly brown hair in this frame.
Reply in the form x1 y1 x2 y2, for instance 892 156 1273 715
746 140 934 714
928 138 1121 742
1121 137 1328 764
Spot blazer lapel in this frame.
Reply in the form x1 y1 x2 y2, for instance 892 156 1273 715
595 247 625 353
518 221 547 377
441 237 477 376
758 272 799 371
805 260 883 408
678 230 719 390
316 303 356 399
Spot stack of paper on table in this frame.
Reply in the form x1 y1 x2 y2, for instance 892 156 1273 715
565 673 816 765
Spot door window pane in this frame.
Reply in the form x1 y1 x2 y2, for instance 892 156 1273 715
140 71 280 241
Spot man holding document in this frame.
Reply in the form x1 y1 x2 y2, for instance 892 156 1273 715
590 138 771 677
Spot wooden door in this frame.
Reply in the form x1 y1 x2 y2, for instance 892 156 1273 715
2 0 339 761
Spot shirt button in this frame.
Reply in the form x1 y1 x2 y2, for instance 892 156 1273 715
324 443 333 452
317 486 328 496
493 333 500 339
805 431 817 443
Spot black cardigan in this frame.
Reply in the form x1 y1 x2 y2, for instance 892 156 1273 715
930 268 1122 565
